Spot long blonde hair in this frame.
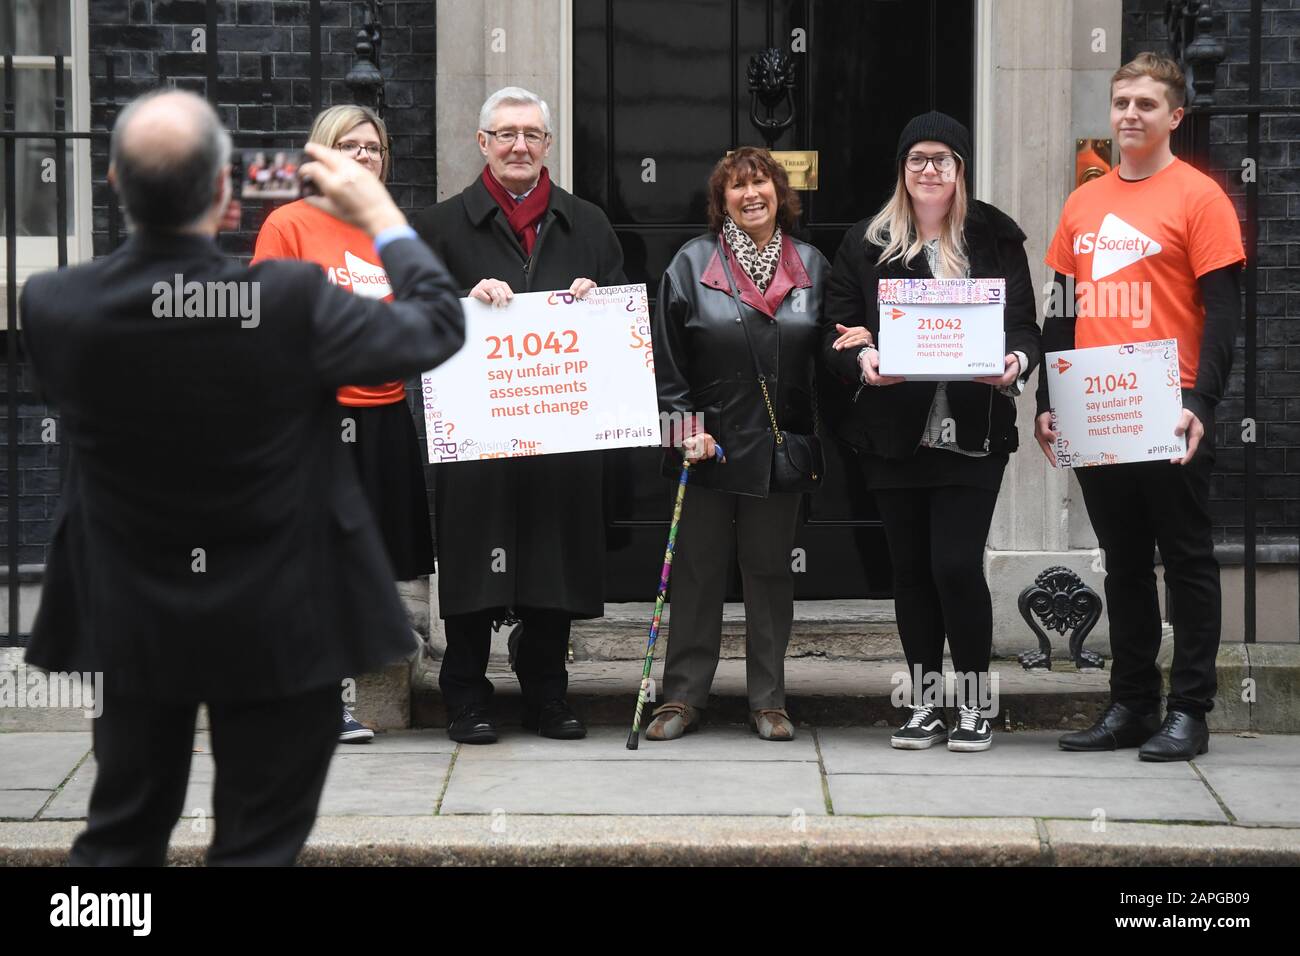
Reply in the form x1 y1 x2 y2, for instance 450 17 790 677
307 104 390 183
864 163 969 278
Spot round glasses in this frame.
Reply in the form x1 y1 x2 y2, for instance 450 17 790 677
905 152 957 173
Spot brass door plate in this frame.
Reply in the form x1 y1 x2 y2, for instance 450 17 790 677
729 149 819 190
770 150 818 190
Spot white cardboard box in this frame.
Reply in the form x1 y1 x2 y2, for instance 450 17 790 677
877 277 1006 381
1045 339 1186 467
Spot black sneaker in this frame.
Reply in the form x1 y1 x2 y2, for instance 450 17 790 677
339 707 374 744
948 704 992 752
891 705 947 750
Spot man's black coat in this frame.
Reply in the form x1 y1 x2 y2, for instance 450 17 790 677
20 230 465 701
413 176 626 619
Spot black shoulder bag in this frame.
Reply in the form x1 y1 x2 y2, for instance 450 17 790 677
716 236 824 493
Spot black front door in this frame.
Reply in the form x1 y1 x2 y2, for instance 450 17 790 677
573 0 976 601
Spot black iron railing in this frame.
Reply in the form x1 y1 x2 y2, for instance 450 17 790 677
1166 0 1300 644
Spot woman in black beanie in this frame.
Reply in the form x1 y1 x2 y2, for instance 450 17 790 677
822 111 1041 752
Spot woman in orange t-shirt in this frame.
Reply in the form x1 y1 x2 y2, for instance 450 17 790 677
252 105 435 742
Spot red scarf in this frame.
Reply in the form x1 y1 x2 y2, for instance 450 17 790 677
481 165 552 255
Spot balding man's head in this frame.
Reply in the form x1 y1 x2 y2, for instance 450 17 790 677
110 89 232 232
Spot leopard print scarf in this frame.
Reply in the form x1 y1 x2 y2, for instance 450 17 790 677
722 215 782 293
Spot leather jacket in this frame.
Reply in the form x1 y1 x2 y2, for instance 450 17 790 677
653 232 831 496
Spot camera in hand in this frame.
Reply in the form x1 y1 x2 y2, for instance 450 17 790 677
237 148 318 201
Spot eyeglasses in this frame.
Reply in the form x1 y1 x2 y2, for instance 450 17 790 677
481 128 550 146
905 152 957 173
335 141 387 160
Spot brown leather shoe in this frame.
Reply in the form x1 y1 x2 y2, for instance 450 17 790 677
749 708 794 741
645 701 700 741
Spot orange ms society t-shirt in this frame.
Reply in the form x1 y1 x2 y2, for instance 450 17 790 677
251 199 405 406
1045 158 1245 388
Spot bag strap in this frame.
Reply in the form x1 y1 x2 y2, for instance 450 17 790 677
716 235 784 443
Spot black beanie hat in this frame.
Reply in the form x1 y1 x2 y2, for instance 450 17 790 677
895 111 972 169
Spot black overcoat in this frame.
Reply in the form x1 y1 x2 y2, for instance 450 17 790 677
413 176 626 619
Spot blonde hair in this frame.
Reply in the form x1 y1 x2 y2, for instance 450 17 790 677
1112 52 1186 110
307 104 390 183
865 163 969 278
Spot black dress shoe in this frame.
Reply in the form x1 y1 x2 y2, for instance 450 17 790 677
447 705 498 744
1059 701 1161 751
522 699 587 740
1139 710 1209 762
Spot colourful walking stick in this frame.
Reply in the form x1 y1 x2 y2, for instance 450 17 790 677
626 443 724 750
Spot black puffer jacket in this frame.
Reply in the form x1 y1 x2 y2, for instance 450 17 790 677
654 233 831 496
822 200 1042 458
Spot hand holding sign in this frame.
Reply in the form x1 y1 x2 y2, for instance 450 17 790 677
1172 408 1204 465
973 353 1021 387
1034 411 1059 466
568 277 597 300
858 346 904 386
470 278 514 308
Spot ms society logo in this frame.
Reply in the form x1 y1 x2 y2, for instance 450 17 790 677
1073 213 1162 280
327 251 391 299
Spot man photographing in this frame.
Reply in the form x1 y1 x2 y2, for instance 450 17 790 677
20 89 465 865
1035 53 1245 761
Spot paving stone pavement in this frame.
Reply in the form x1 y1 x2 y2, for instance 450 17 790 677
2 726 1298 863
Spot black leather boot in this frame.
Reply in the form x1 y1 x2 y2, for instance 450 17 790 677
1138 710 1209 762
1059 701 1161 752
522 698 587 739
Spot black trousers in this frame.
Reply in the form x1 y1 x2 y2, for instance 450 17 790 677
439 607 570 712
1074 442 1220 716
873 484 1001 706
68 684 340 867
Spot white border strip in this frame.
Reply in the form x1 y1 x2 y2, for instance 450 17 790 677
559 0 574 191
973 0 994 203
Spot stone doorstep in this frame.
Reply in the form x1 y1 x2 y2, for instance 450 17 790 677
0 653 416 735
6 641 1296 735
411 657 1116 731
567 600 905 662
3 816 1300 867
1156 640 1300 733
411 640 1300 734
428 600 1110 665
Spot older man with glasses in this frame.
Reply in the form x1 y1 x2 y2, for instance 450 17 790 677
414 87 626 744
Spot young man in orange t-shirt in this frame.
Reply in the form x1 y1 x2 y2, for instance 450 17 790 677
1035 53 1244 761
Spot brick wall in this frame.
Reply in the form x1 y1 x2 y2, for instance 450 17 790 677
2 0 437 570
88 0 436 252
1124 0 1300 543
